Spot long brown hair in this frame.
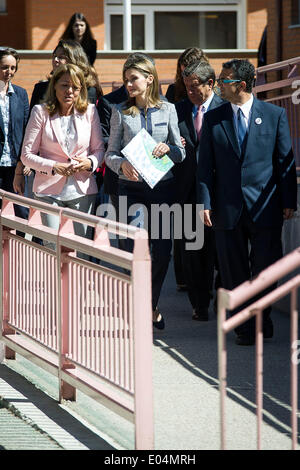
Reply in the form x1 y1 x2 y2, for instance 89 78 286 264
61 12 95 49
174 47 209 102
44 64 88 116
52 39 102 97
122 56 162 116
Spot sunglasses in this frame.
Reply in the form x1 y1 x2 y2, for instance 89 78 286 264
216 78 242 84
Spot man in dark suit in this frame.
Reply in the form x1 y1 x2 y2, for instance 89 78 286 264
197 59 297 345
173 61 224 321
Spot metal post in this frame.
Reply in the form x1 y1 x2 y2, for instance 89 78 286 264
132 233 154 450
123 0 132 51
255 309 263 450
58 213 76 402
1 200 16 360
218 290 228 450
290 288 298 450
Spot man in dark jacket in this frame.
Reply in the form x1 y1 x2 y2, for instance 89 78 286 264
174 61 224 321
197 59 297 344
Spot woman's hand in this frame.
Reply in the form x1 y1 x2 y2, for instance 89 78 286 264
13 161 25 195
53 162 74 176
72 155 93 173
121 161 139 181
13 172 25 195
23 166 32 176
152 142 170 158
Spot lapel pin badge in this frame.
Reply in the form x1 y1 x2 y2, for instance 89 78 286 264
255 117 262 125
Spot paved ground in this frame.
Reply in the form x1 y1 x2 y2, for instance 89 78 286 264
0 261 299 450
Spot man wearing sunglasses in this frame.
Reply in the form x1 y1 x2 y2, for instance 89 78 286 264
197 59 297 346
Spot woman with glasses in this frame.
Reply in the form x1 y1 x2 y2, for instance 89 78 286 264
30 39 102 111
21 64 104 254
105 55 185 329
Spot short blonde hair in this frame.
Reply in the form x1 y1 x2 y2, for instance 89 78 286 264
44 63 88 116
122 56 162 116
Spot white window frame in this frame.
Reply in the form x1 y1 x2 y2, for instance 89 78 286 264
104 1 247 51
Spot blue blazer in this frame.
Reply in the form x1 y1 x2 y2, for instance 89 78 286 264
0 84 29 161
197 97 297 229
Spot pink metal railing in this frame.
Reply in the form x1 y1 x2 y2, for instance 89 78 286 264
0 190 154 450
218 247 300 450
254 57 300 168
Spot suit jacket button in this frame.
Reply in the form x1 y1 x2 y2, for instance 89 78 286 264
68 158 71 162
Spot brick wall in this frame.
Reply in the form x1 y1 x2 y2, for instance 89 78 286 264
282 1 300 61
0 0 27 48
267 0 300 64
25 0 105 50
247 0 268 49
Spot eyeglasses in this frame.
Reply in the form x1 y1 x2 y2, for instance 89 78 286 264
216 78 241 84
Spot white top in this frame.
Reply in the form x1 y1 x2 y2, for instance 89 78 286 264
36 114 84 201
231 93 254 131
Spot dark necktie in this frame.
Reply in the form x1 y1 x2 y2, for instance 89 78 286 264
237 108 247 150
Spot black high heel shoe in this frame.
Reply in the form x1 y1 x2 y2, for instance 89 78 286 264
153 308 165 330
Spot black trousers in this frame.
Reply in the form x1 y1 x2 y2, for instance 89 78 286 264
0 166 28 222
119 178 175 311
215 207 283 336
177 195 216 311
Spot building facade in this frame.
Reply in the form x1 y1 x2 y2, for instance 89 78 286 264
2 0 295 98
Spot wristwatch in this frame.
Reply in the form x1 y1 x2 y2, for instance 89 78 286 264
87 158 93 172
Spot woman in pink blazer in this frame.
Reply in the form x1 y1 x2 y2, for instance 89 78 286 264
21 63 105 250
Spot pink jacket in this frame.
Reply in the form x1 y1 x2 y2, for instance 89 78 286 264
21 103 105 195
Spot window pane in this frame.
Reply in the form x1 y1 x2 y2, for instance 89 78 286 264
291 0 300 24
155 11 237 49
110 15 145 50
132 15 145 50
111 15 123 50
0 0 6 13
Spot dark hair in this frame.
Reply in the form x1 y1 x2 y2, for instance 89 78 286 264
222 59 256 93
182 61 216 86
0 47 20 71
173 47 209 102
61 12 95 49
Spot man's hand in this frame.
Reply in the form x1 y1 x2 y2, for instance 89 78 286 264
199 209 213 227
283 208 295 220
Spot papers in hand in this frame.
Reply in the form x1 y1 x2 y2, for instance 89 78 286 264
121 128 174 188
